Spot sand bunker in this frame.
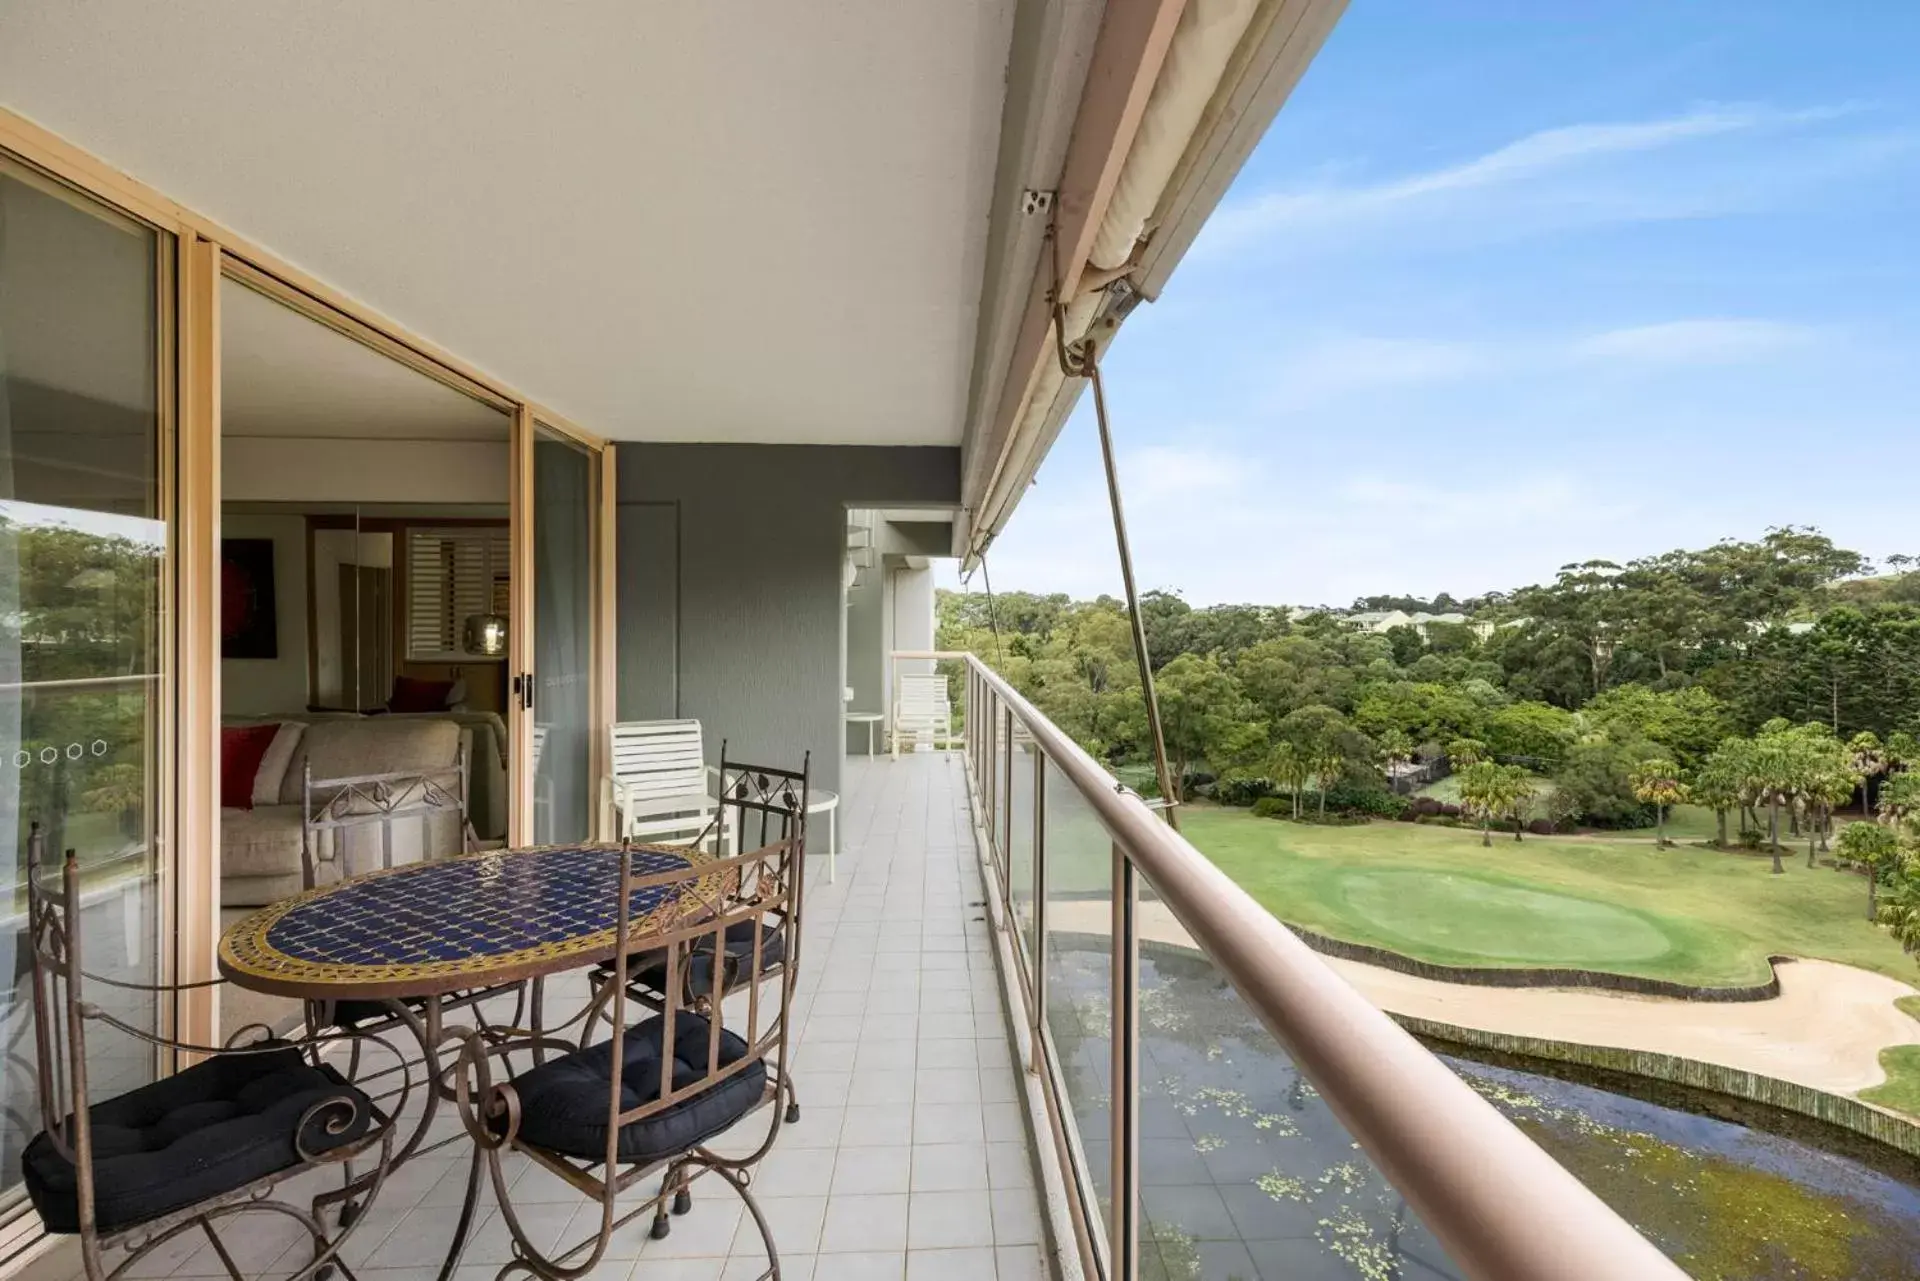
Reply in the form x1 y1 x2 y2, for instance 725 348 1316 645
1051 900 1920 1095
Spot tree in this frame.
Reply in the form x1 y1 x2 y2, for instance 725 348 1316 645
1582 684 1731 772
1276 704 1373 819
1747 721 1813 872
1458 762 1534 847
1267 742 1311 820
1151 654 1265 799
1692 742 1746 849
1552 733 1663 830
1457 762 1505 848
1629 759 1688 848
1836 821 1903 921
1890 731 1920 774
1446 737 1487 769
1502 767 1540 841
1803 753 1859 863
1849 731 1888 819
1376 728 1413 776
1878 871 1920 954
1485 700 1577 765
1353 681 1487 750
1878 771 1920 828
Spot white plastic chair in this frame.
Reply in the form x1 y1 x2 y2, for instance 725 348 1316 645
892 672 954 758
606 719 728 849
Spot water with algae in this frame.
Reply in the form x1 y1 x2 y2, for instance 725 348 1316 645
1046 939 1920 1279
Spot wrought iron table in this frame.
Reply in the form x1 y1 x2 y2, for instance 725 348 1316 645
218 842 723 1278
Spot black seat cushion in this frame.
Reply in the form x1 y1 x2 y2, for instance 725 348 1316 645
509 1012 766 1165
624 922 787 1000
323 994 431 1030
321 983 518 1031
22 1045 372 1235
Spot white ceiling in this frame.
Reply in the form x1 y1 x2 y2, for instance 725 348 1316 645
222 278 510 440
0 2 1018 446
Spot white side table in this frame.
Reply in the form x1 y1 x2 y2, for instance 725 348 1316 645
845 711 885 756
807 789 841 882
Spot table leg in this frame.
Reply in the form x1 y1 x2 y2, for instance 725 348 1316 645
829 806 837 884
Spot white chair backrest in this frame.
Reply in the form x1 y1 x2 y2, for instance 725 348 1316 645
897 673 950 718
610 719 709 803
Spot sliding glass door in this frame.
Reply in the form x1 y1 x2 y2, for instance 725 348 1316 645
0 156 169 1217
518 423 603 844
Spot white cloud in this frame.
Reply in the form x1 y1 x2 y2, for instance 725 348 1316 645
1199 103 1851 256
1260 318 1816 412
1573 319 1820 366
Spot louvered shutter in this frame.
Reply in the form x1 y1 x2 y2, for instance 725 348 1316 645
405 526 510 660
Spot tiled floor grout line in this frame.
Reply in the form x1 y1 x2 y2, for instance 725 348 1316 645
36 755 1047 1281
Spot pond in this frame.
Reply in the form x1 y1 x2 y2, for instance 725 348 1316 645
1045 937 1920 1280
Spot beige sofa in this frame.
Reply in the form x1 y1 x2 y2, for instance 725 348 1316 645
220 716 468 1039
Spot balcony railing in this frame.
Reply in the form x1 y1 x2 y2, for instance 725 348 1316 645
896 650 1683 1281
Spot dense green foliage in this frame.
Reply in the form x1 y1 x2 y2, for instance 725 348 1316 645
942 527 1920 829
945 524 1920 982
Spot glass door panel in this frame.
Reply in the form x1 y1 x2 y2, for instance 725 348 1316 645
0 156 168 1212
530 426 596 843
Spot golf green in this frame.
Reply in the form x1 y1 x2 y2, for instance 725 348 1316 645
1333 869 1675 965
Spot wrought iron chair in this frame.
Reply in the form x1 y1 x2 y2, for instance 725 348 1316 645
18 824 407 1281
586 744 807 1123
294 754 535 1218
451 757 808 1280
296 751 503 1035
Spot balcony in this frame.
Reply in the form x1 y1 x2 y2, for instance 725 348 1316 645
25 653 1677 1281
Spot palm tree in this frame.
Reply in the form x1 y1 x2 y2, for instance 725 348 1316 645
1805 760 1858 863
1459 762 1532 847
1269 742 1309 820
1502 767 1538 842
1878 770 1920 830
1447 738 1486 770
1878 876 1920 954
1749 736 1797 873
1629 759 1687 849
1889 730 1919 775
1849 731 1887 820
1692 745 1743 849
1837 820 1903 921
1457 761 1504 848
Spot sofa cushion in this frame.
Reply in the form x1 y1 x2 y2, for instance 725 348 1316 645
280 718 461 805
252 722 306 807
22 1046 371 1235
389 675 457 713
220 805 304 882
220 725 279 811
508 1013 765 1165
221 871 307 909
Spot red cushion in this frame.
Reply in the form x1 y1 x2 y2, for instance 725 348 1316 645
220 725 280 812
389 676 455 713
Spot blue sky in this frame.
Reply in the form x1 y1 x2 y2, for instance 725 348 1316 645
966 1 1920 607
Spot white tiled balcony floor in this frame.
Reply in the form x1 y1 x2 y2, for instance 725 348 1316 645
47 752 1048 1281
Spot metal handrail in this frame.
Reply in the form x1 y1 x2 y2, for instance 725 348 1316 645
896 649 1681 1280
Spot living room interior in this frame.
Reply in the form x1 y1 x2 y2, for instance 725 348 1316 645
217 274 514 1035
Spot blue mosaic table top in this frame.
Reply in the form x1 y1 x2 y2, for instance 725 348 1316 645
219 844 726 999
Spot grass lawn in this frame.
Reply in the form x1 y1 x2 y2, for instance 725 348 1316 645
1862 1047 1920 1117
1177 806 1917 987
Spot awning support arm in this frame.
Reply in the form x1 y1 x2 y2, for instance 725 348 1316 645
1049 228 1181 828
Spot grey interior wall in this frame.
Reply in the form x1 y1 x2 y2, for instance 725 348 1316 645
616 445 958 796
